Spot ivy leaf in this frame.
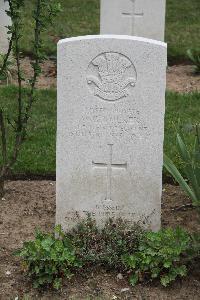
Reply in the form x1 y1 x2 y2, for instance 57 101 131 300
130 273 139 286
41 237 54 251
175 265 187 276
54 240 63 252
160 275 170 287
53 277 62 290
163 261 172 268
151 267 160 278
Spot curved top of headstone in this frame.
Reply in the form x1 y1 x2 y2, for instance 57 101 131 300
58 34 167 48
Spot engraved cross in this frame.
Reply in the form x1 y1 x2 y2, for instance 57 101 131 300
92 144 127 202
122 0 144 35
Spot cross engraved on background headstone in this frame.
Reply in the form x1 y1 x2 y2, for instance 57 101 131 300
92 144 127 201
122 0 144 35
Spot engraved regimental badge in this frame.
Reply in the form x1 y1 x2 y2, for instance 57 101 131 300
87 52 137 101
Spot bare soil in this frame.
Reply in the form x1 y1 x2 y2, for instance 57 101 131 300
167 65 200 93
22 58 56 90
0 181 200 300
6 57 200 93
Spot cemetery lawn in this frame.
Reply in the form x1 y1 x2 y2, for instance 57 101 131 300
20 0 200 62
0 181 199 299
0 85 199 178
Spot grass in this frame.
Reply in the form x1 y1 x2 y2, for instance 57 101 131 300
0 86 199 177
19 0 200 61
166 0 200 62
21 0 100 58
164 91 200 175
0 86 56 176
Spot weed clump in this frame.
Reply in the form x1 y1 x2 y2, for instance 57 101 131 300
16 218 198 290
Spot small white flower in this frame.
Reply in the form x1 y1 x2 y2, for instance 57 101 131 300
117 273 123 280
121 288 130 293
6 270 11 276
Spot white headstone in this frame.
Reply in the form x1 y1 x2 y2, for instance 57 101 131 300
100 0 166 41
56 35 167 232
0 0 11 54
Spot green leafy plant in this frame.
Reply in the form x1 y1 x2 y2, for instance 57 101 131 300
123 228 190 287
187 49 200 74
16 221 198 290
163 124 200 210
15 225 82 289
70 217 143 268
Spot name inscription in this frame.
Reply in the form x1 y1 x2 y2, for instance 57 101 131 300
67 106 149 140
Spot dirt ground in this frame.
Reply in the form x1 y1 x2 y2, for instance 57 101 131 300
0 181 199 300
5 57 200 93
167 65 200 93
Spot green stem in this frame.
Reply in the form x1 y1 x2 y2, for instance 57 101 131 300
0 36 13 76
0 109 7 167
0 109 7 197
23 0 41 126
6 0 23 169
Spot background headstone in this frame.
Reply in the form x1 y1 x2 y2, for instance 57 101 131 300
100 0 166 41
57 35 167 232
0 0 11 54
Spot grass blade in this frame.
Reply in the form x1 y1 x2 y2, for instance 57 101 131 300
163 154 197 203
177 133 191 162
177 133 200 200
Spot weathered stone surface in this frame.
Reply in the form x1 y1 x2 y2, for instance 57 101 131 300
100 0 166 41
56 35 167 231
0 0 11 54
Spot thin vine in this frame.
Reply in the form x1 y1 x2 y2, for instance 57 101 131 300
0 0 61 197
